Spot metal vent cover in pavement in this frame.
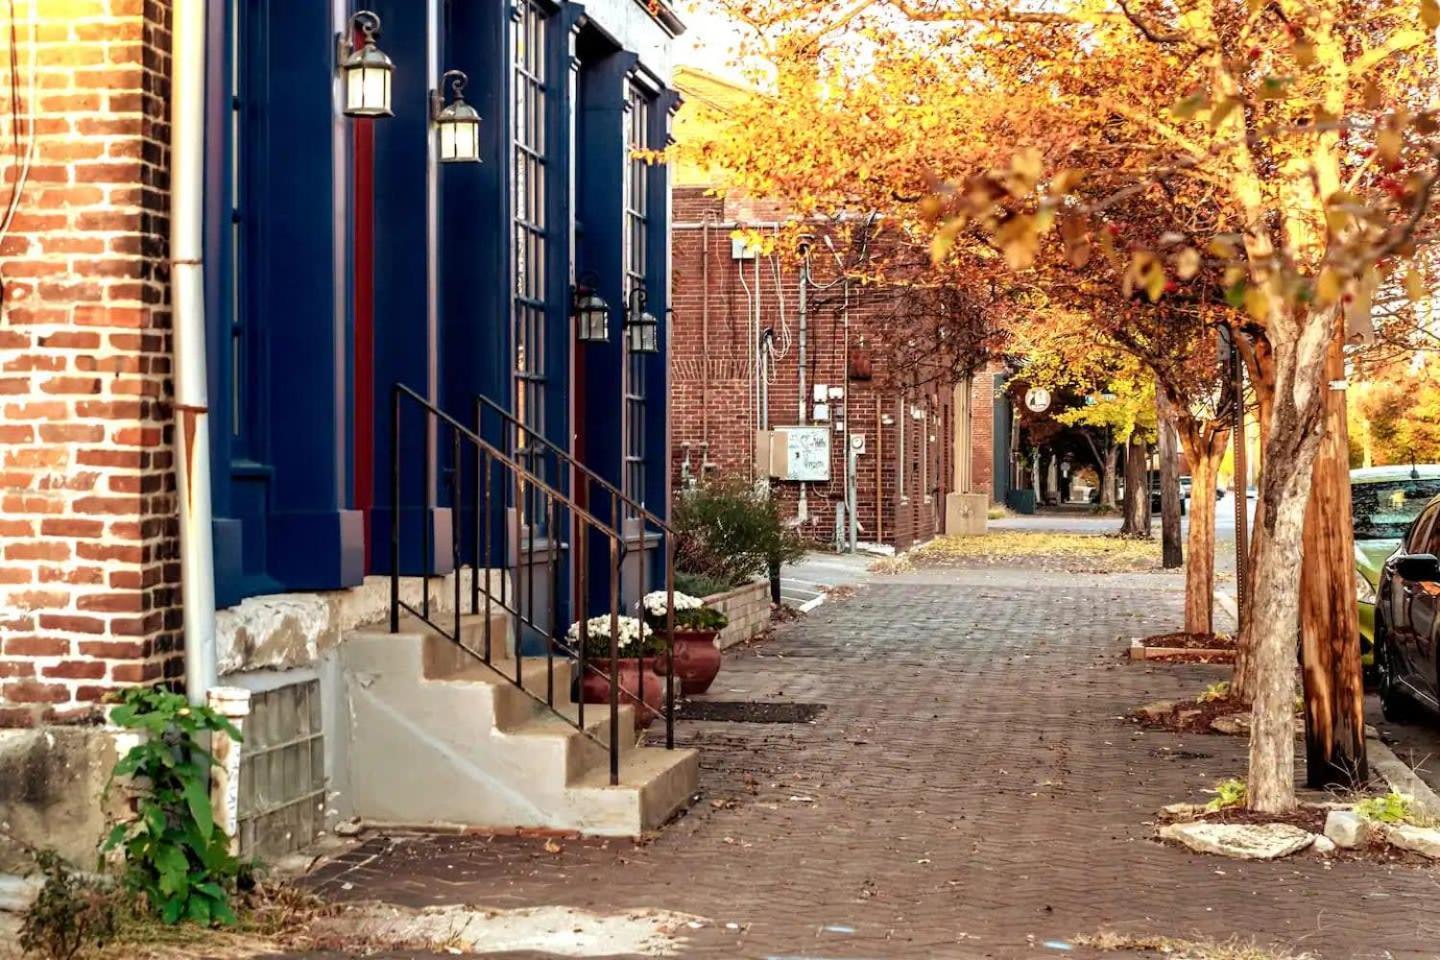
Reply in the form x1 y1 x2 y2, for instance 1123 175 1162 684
675 701 826 723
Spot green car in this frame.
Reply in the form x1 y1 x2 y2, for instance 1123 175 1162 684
1353 465 1440 667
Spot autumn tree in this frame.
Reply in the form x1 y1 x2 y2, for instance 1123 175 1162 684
693 0 1439 811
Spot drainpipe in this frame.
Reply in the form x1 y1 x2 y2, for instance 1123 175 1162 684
797 242 809 425
796 239 811 523
700 211 712 447
171 0 217 704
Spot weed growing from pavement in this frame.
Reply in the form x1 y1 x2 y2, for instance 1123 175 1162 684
867 553 915 575
1354 788 1428 826
1197 681 1232 703
1203 777 1248 812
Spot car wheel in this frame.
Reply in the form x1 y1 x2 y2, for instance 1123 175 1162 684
1377 628 1416 724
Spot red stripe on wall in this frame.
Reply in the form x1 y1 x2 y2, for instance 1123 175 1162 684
354 118 376 569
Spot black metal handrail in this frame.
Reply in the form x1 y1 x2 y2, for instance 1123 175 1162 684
475 392 672 537
389 383 677 785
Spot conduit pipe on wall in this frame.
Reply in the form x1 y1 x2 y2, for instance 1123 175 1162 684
700 211 712 447
171 0 218 704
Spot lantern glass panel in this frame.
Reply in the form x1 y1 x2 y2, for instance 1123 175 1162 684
364 64 391 114
342 44 393 118
576 294 609 342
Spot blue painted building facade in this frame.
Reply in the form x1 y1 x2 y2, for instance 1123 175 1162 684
201 1 680 612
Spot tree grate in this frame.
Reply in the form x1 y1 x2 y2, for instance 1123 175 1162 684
676 701 826 723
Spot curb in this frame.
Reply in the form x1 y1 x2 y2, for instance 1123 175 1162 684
1214 591 1239 625
1368 736 1440 821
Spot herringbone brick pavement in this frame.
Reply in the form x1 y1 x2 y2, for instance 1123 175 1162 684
299 566 1440 959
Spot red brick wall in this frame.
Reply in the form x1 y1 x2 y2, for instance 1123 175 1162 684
670 189 992 550
0 0 180 728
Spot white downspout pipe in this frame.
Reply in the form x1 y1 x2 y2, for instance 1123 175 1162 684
171 0 217 704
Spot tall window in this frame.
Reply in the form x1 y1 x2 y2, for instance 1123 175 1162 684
228 0 247 450
623 85 651 515
513 0 549 496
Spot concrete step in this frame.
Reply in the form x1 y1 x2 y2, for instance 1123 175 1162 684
567 746 701 834
510 702 641 784
343 613 698 836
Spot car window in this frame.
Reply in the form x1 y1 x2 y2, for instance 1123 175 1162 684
1353 479 1440 541
1409 503 1440 553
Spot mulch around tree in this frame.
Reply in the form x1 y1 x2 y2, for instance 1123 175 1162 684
1162 806 1438 865
1129 631 1237 663
1145 632 1234 650
1131 693 1250 734
1195 804 1330 834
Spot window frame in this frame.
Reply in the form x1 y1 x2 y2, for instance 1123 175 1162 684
622 80 653 519
511 0 552 527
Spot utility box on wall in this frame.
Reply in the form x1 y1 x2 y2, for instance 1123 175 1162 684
768 426 832 481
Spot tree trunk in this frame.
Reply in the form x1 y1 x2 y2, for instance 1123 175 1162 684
1120 435 1151 538
1157 391 1183 569
1299 317 1367 788
1246 465 1311 812
1232 333 1276 705
1184 451 1221 635
1100 443 1119 509
1245 322 1329 814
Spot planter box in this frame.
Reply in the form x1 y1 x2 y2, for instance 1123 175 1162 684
1126 637 1236 663
704 580 772 650
1006 489 1037 515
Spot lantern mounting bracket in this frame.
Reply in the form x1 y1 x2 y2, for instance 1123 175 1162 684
431 69 469 122
335 10 382 70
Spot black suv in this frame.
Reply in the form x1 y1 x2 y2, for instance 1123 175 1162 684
1375 492 1440 722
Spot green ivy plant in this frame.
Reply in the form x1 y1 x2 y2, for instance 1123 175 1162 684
103 686 243 927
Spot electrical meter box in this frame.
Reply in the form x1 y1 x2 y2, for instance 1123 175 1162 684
768 427 831 482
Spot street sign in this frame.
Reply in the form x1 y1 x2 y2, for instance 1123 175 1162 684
1024 387 1052 413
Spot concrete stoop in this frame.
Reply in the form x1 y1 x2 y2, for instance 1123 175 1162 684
341 615 698 837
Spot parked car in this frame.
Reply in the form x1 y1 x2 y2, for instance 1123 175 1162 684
1354 466 1440 670
1149 473 1186 515
1375 485 1440 721
1178 476 1226 501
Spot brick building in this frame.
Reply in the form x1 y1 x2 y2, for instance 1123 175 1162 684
669 68 1003 551
0 0 182 729
3 0 699 868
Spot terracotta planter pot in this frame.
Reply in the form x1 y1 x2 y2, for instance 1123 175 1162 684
668 629 722 695
578 656 668 729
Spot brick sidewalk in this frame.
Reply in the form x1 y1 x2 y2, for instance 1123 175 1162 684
297 566 1440 959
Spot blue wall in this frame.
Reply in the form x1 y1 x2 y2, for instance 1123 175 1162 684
205 0 677 607
204 0 362 608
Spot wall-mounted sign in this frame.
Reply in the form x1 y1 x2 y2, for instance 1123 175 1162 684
1024 387 1052 413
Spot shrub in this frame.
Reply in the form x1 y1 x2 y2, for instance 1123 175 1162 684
104 686 243 927
19 850 119 960
673 570 733 599
672 477 805 588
